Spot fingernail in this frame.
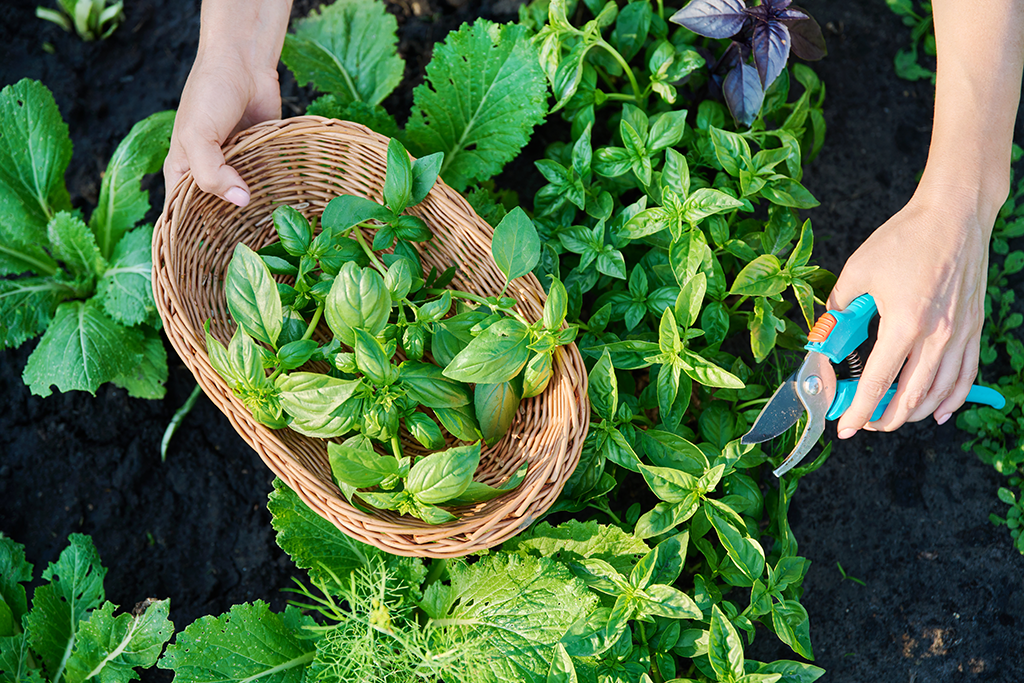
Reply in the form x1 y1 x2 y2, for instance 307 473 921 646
936 413 952 426
225 187 249 207
838 428 856 439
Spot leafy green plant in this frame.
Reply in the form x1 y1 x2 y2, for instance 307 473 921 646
885 0 936 83
0 532 174 683
0 79 173 399
957 151 1024 553
35 0 124 41
154 480 825 683
284 0 549 193
191 0 839 677
207 138 577 523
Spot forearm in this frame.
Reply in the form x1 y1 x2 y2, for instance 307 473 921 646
921 0 1024 229
197 0 293 69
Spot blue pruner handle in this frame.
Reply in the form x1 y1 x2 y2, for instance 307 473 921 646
827 380 1007 421
805 293 877 363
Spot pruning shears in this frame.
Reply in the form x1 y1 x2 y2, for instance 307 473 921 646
741 294 1006 477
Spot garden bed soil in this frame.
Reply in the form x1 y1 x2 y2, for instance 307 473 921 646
1 0 1022 680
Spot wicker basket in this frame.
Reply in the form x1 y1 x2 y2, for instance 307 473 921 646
153 116 590 557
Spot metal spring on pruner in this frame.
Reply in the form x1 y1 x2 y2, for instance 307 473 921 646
846 350 864 378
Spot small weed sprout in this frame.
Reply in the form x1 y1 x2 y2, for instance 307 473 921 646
36 0 125 42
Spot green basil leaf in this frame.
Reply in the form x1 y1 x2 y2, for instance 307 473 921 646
635 429 708 474
709 605 745 681
410 151 444 206
729 254 788 297
406 442 481 504
227 325 265 388
321 194 394 233
418 291 452 323
596 249 626 280
661 148 690 199
701 300 730 347
492 207 541 283
400 361 472 408
447 461 528 505
443 318 531 384
593 146 633 177
475 380 522 446
543 277 568 330
681 350 744 389
384 138 414 214
674 273 706 330
353 328 394 385
708 501 766 584
225 243 282 347
760 177 819 209
522 351 553 398
634 499 698 539
327 441 399 490
325 262 391 346
602 425 641 472
621 207 671 239
709 127 751 177
786 218 814 270
415 501 459 524
276 339 318 371
434 404 484 442
681 188 744 226
406 411 446 450
587 348 618 421
638 463 699 504
770 600 814 660
276 372 361 423
272 206 312 257
792 278 816 331
641 584 702 620
669 228 709 287
394 214 432 242
385 258 413 301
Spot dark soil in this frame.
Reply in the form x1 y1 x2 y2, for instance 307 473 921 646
1 0 1022 681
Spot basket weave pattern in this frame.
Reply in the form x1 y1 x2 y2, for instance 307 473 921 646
153 117 589 557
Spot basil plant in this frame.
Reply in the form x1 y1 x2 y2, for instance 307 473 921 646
206 139 576 523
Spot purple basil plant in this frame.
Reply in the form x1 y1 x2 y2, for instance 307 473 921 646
671 0 826 126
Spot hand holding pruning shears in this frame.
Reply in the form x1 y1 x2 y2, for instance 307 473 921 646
744 0 1024 471
826 185 995 439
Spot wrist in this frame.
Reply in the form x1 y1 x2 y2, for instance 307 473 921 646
197 0 292 71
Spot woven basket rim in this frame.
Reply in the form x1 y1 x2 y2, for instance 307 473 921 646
152 116 590 557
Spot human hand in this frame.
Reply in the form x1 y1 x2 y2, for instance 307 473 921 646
827 183 995 440
162 0 293 208
163 52 282 208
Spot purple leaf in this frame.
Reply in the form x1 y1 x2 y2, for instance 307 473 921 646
670 0 748 40
784 8 827 60
723 63 764 127
713 40 746 73
763 0 793 10
752 20 790 87
778 8 808 20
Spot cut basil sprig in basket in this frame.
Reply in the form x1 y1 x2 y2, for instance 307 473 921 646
205 138 576 523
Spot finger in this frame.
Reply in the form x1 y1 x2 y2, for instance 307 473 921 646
933 335 981 424
835 319 912 438
905 340 962 423
183 132 250 207
868 336 948 431
826 271 862 311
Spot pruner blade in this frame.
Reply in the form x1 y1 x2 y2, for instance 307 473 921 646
741 352 837 477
